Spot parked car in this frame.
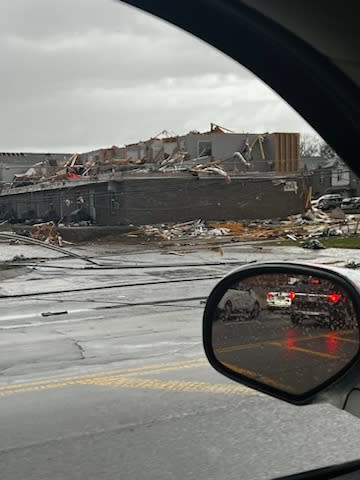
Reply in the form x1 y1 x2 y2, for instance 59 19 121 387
266 291 293 309
312 194 343 210
217 284 260 321
290 286 355 329
341 196 360 210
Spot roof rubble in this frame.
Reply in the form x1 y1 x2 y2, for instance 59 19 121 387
3 125 275 190
131 219 230 241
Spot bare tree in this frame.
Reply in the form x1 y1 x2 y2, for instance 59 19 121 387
300 133 337 159
318 141 338 160
300 134 320 157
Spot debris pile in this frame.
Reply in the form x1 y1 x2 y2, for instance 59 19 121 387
207 221 298 240
129 207 360 245
157 154 231 181
29 222 63 246
190 162 231 182
158 153 187 173
131 219 230 241
283 207 360 243
302 239 326 250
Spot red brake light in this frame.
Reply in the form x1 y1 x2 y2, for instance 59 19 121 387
327 292 341 304
266 293 273 299
311 278 320 285
288 291 296 300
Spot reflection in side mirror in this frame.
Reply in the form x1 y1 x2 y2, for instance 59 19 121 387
204 267 360 400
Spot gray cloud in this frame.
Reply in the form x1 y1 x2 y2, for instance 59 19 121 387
0 0 312 151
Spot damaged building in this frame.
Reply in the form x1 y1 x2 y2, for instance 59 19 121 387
0 152 69 187
118 126 300 173
0 174 307 226
0 126 306 226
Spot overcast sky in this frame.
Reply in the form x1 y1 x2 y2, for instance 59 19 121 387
1 0 314 153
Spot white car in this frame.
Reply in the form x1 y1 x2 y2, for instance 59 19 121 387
311 194 343 210
217 284 260 321
266 291 293 309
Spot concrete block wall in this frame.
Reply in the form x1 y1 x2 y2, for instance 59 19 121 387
0 176 305 225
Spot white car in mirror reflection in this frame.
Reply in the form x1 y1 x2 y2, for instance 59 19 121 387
266 291 293 309
217 285 260 322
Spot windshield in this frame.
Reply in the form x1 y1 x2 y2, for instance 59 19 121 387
1 1 360 479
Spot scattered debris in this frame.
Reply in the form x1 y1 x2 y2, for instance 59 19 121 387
161 251 185 256
327 228 343 236
129 207 360 245
41 311 68 317
29 222 63 246
345 260 360 269
11 254 28 262
302 239 326 250
132 219 230 241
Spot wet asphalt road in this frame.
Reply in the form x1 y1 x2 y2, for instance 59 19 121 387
213 311 359 396
1 242 360 479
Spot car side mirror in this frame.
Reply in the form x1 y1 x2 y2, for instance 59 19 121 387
203 262 360 409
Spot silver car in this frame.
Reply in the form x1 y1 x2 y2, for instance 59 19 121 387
217 284 260 321
341 197 360 210
314 194 343 210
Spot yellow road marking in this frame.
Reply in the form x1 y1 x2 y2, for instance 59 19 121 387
0 375 253 398
216 341 268 354
215 334 326 355
0 382 78 397
0 358 206 393
215 330 357 356
0 358 252 398
221 361 294 392
331 336 359 344
269 342 339 359
81 376 254 395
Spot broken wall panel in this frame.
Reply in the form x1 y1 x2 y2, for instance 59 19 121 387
180 132 298 172
272 132 300 173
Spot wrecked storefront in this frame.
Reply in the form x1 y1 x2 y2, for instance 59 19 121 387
0 125 303 229
0 174 306 226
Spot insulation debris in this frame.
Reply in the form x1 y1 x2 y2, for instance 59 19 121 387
190 162 231 182
29 222 63 246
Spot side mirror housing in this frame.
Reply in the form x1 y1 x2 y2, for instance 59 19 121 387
203 262 360 410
